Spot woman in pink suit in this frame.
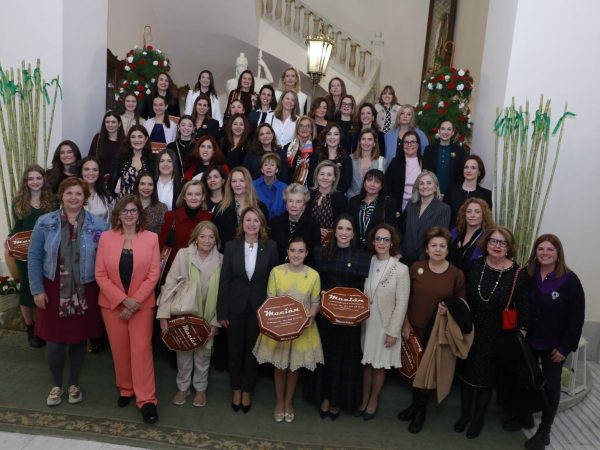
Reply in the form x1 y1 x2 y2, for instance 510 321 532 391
95 194 161 424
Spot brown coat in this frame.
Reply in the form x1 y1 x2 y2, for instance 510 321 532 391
413 299 474 403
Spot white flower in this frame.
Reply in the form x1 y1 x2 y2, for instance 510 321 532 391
459 102 465 109
458 69 465 76
114 94 120 101
456 84 464 91
436 82 443 90
133 45 138 49
146 89 151 94
135 91 141 96
417 111 423 116
427 83 434 90
142 51 147 56
163 61 168 67
438 101 445 107
444 75 450 81
133 80 139 85
119 88 124 93
422 102 427 106
127 56 133 63
151 78 155 83
467 123 471 129
124 65 131 72
153 61 159 66
157 49 162 53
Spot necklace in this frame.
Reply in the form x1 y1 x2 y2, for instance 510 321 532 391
477 260 505 302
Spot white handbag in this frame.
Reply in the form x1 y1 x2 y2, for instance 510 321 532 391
157 276 198 315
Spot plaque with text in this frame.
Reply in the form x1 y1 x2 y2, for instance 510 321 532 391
161 315 210 352
321 287 370 326
321 228 334 246
400 333 423 379
257 296 308 341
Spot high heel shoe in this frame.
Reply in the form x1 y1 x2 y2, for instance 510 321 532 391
241 403 252 413
231 402 241 412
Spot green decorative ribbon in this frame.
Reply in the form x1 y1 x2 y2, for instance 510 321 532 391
552 111 576 135
42 77 62 103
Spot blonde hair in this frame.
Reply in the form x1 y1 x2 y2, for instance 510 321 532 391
278 66 302 93
217 167 260 214
274 89 300 121
189 220 221 249
352 128 381 160
176 179 207 209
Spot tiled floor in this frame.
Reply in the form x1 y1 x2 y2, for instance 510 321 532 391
0 432 147 450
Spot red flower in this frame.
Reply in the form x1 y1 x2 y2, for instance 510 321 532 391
130 62 136 69
460 76 467 81
447 82 456 89
438 74 445 82
459 115 467 122
466 83 472 90
158 61 164 67
139 59 146 65
123 82 129 88
458 135 465 142
444 101 449 107
450 68 456 73
146 45 154 51
424 103 432 110
127 50 133 57
452 75 458 81
137 85 144 92
432 127 439 133
438 108 447 115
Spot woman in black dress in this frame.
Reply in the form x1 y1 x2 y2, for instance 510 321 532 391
316 123 352 194
455 226 529 439
46 140 82 194
308 213 371 418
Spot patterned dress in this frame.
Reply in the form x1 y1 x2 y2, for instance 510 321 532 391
253 264 324 371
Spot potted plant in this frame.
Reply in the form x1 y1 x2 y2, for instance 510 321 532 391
0 275 24 331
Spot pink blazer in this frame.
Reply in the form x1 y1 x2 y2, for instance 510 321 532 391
95 229 161 310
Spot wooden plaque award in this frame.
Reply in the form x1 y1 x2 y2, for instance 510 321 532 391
257 296 309 341
400 333 423 379
161 315 211 352
320 287 370 326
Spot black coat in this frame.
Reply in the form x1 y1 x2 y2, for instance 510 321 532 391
195 118 220 141
306 190 349 227
268 211 322 264
422 143 466 194
444 184 493 227
212 201 269 245
216 237 279 320
384 153 422 214
141 93 181 119
348 194 397 246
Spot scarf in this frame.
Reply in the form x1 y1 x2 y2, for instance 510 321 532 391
59 209 87 318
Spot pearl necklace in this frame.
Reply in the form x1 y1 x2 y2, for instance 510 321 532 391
477 259 507 302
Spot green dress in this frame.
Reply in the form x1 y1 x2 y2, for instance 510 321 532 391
11 206 46 307
253 264 324 371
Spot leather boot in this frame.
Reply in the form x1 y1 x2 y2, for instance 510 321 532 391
26 323 45 348
408 390 428 434
397 388 418 421
466 387 492 439
524 424 550 450
454 382 474 432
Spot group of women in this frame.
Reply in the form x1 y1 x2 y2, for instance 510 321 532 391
8 67 585 450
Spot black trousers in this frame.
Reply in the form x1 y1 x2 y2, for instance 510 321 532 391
227 307 260 392
534 349 564 427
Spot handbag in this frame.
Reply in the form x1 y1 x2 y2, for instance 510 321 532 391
400 333 423 379
159 214 177 280
157 275 199 315
502 268 522 330
6 230 32 261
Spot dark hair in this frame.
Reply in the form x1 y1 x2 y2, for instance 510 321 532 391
251 123 280 155
194 70 218 97
152 95 171 128
121 125 152 161
424 226 452 250
191 135 226 167
455 198 494 235
202 164 227 199
325 213 358 260
402 130 423 163
258 85 277 110
359 169 385 198
111 194 147 232
78 156 112 204
133 171 159 206
58 176 90 205
328 77 347 96
309 96 328 120
47 140 82 189
177 114 196 139
288 235 309 249
97 111 125 156
367 223 400 257
191 93 213 122
154 148 182 184
150 72 176 104
378 85 398 106
353 102 378 130
462 154 486 183
236 206 269 243
225 113 250 149
527 234 570 277
317 123 348 162
236 69 255 93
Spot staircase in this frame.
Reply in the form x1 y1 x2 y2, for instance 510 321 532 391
256 0 382 103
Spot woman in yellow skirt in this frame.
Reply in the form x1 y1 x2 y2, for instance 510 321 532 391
253 236 323 423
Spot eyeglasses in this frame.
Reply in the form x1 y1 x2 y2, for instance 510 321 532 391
120 208 139 216
341 102 353 107
298 124 312 129
404 140 418 145
488 238 508 248
374 236 391 243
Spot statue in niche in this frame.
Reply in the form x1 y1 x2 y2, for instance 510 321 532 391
226 51 274 95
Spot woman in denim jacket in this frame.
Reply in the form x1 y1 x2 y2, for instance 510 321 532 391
28 177 108 407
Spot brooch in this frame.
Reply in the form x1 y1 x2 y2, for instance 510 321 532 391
451 152 456 158
551 291 560 300
202 124 207 129
93 230 103 243
417 267 424 275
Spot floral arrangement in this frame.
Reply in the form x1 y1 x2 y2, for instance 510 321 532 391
0 276 18 295
416 66 474 149
116 45 170 105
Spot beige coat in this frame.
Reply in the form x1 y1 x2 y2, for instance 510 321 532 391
365 258 410 339
413 299 474 403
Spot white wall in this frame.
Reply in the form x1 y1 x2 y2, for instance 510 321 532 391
473 0 599 323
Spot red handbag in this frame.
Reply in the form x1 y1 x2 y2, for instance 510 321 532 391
502 268 522 331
